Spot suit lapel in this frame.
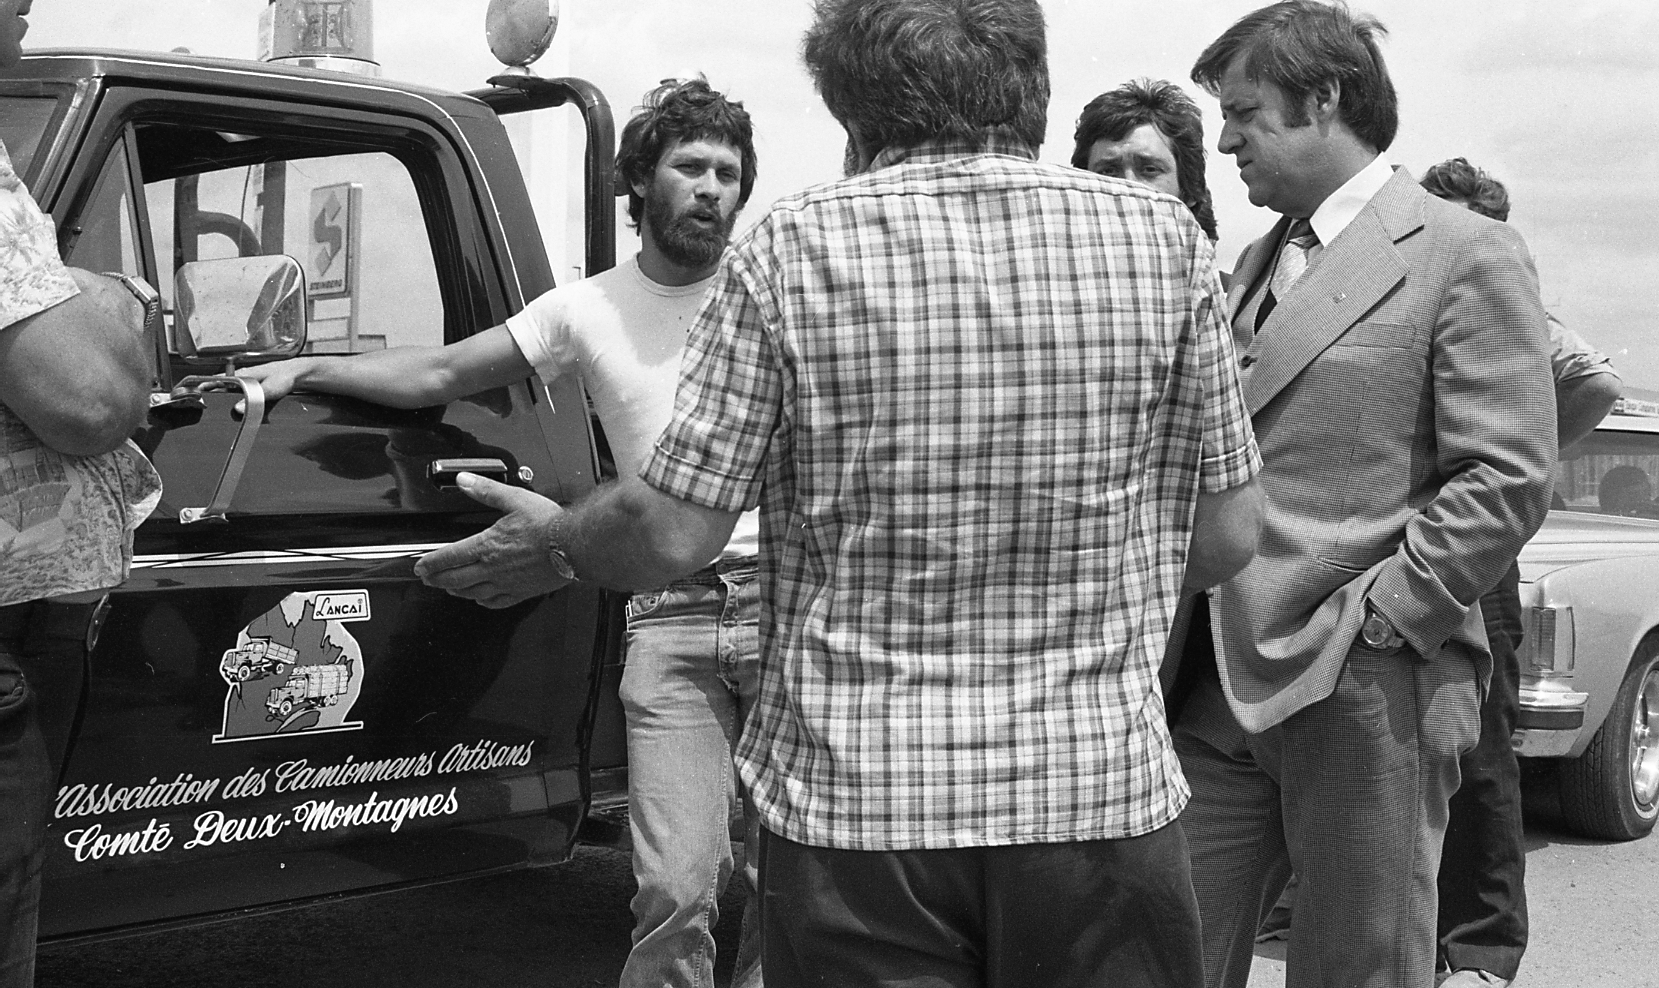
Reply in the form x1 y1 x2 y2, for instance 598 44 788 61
1226 217 1286 323
1243 170 1425 414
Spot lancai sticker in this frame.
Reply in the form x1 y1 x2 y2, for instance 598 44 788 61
213 590 370 742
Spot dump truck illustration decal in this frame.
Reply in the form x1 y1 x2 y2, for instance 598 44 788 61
214 590 370 742
219 639 299 682
265 663 350 719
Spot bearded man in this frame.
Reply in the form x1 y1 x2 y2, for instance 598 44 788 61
241 78 766 988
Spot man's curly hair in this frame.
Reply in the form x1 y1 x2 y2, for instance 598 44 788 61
1071 79 1218 241
615 78 758 228
1420 157 1511 222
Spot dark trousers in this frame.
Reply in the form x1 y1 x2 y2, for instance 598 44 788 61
0 599 98 988
1437 564 1528 978
1175 638 1477 988
757 823 1204 988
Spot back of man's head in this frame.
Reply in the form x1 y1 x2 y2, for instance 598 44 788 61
1071 79 1218 241
801 0 1049 157
1191 0 1397 153
1420 157 1511 222
615 78 758 228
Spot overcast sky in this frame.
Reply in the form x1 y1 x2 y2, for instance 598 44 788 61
27 0 1659 388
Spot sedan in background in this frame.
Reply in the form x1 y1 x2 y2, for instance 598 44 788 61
1516 403 1659 840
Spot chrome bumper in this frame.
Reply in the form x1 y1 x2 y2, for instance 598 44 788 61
1512 684 1588 757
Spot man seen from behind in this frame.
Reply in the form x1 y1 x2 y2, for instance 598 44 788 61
412 1 1264 985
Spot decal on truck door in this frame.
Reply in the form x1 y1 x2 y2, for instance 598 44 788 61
213 590 370 743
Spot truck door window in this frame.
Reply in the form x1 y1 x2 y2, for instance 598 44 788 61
134 126 443 366
0 95 63 179
60 132 159 387
62 134 142 278
51 116 570 527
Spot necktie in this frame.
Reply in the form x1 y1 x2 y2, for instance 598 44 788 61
1254 218 1318 332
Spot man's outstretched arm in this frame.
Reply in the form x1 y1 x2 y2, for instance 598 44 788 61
413 472 740 608
236 324 531 408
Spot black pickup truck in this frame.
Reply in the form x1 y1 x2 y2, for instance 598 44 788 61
1 45 630 940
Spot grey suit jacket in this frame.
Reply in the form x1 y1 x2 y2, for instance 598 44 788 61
1211 167 1556 732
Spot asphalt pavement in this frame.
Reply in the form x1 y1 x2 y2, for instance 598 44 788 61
35 812 1659 988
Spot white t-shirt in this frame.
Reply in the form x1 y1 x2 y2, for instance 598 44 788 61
504 255 759 560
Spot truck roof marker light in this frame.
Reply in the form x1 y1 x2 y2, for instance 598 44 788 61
260 0 381 78
486 0 559 88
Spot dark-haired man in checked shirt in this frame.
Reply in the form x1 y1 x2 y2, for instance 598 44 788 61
415 1 1262 984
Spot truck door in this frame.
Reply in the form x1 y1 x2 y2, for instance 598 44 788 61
473 77 632 805
32 83 611 936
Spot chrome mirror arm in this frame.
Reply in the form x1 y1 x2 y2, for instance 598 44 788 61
177 376 266 525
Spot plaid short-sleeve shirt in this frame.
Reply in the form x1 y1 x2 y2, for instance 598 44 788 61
643 135 1259 851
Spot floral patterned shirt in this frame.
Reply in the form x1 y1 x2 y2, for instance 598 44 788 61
1 138 160 606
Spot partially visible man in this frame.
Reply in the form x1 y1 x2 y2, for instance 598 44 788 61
239 78 765 988
1174 3 1556 987
1071 78 1226 711
1421 156 1622 452
1 2 163 984
413 1 1264 985
1073 78 1220 241
1421 154 1620 988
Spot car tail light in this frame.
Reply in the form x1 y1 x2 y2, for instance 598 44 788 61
1520 605 1574 674
1516 604 1587 736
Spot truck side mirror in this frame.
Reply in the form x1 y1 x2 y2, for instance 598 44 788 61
174 255 308 373
486 0 558 81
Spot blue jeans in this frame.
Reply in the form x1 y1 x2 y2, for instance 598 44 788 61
0 598 98 988
619 559 763 988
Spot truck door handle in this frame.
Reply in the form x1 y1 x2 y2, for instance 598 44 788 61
174 375 266 524
428 457 511 490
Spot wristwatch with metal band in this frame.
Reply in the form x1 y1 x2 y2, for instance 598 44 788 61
102 271 161 332
1359 606 1405 651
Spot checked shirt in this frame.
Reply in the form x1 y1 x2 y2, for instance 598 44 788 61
642 134 1260 851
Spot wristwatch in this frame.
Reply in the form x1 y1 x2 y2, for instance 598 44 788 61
102 272 161 332
1359 606 1405 651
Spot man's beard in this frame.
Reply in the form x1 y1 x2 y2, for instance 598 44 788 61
646 188 737 270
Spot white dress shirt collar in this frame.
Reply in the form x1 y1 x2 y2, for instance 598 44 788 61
1306 153 1393 248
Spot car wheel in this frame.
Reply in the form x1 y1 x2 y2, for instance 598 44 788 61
236 665 251 682
278 699 294 717
1558 639 1659 840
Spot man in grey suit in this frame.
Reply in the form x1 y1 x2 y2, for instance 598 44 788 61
1171 3 1557 987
